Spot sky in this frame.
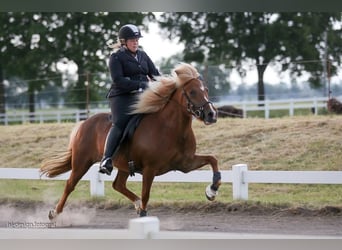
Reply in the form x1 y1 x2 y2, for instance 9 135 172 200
139 20 184 63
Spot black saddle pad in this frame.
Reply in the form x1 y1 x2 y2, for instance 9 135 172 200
119 114 144 145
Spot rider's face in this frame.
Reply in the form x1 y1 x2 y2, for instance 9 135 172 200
126 38 139 53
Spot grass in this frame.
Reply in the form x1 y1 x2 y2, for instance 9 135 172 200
246 107 328 118
1 115 342 209
1 179 341 210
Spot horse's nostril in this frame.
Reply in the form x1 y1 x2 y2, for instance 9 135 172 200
206 111 217 123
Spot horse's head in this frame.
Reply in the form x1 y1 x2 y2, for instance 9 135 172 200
181 76 218 125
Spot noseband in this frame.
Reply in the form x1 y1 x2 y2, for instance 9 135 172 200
182 77 213 119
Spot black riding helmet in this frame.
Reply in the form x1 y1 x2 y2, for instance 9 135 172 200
118 24 143 44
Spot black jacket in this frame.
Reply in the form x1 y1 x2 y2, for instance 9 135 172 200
107 47 160 97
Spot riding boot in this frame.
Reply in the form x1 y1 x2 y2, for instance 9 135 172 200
99 126 123 175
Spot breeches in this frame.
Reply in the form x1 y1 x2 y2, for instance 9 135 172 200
109 94 138 130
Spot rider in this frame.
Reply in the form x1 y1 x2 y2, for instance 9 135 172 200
99 24 160 175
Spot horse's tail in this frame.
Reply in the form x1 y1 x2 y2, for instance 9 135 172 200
40 150 72 178
40 121 83 178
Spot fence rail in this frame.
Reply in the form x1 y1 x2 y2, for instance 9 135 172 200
0 109 109 125
0 97 332 125
219 96 329 118
1 164 341 200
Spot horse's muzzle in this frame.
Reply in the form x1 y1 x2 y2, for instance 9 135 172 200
204 104 217 125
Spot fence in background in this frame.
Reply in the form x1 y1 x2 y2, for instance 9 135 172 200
0 108 108 125
219 96 328 118
1 164 341 200
0 97 330 125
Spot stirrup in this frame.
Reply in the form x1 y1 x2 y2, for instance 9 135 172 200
99 158 113 175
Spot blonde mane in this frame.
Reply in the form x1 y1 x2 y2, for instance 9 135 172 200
130 63 200 114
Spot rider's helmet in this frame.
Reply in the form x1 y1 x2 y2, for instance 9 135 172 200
118 24 143 44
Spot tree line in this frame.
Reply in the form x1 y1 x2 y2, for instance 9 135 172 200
1 12 341 115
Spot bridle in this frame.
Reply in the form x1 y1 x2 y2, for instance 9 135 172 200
150 76 214 120
182 77 213 120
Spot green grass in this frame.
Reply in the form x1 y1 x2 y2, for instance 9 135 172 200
248 184 342 208
246 108 328 118
1 178 342 209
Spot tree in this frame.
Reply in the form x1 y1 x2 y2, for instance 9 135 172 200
276 13 342 90
158 12 342 102
0 64 4 115
52 12 153 110
0 13 59 118
0 12 155 118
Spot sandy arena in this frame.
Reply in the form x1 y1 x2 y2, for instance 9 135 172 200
0 201 341 237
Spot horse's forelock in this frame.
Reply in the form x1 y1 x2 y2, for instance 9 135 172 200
173 63 200 87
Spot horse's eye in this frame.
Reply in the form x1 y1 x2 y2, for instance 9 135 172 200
190 90 196 97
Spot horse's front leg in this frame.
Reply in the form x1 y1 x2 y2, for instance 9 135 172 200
138 168 155 217
205 170 221 201
183 154 221 201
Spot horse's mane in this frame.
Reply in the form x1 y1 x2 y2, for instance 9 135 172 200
130 63 200 114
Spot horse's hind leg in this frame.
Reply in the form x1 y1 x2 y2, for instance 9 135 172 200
49 159 92 221
112 170 141 213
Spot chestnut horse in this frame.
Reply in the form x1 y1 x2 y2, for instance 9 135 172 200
40 63 221 219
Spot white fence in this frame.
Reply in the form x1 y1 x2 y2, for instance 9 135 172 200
231 164 342 200
0 97 330 124
1 164 342 200
0 109 107 125
219 96 328 119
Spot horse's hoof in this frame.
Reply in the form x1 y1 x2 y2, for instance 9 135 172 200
205 184 218 201
139 209 147 217
135 204 147 217
48 209 58 221
206 194 215 201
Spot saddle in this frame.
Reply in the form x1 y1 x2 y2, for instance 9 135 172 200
121 114 144 144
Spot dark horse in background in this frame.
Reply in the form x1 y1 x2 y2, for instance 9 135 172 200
40 63 221 219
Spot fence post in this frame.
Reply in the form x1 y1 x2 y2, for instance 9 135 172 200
232 164 248 200
289 99 294 116
313 98 318 115
129 217 160 239
242 101 247 118
76 111 80 122
89 165 105 196
264 100 269 119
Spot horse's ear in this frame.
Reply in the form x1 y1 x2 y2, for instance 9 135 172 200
174 69 181 76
